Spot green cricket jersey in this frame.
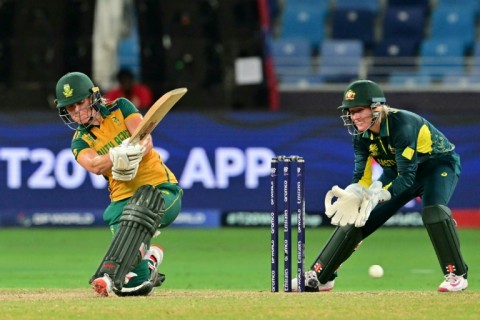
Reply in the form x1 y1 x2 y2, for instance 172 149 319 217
352 108 460 197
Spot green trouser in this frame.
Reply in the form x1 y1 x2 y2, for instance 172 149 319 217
314 154 465 283
102 182 183 288
364 155 460 237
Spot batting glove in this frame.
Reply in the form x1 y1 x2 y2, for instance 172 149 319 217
109 139 145 181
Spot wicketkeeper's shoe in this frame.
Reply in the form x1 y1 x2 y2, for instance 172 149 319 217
438 273 468 292
292 270 335 292
92 274 113 297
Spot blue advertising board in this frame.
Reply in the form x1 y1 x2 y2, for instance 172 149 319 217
0 112 479 227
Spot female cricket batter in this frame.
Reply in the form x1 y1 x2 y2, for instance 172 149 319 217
54 72 183 296
295 80 468 292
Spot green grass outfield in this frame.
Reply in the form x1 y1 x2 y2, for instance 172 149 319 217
0 227 478 319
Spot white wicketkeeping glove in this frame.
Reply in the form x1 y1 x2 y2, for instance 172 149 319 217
355 181 391 227
109 139 145 181
324 183 364 227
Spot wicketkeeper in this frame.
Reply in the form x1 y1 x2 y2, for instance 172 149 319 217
293 80 468 292
54 72 183 296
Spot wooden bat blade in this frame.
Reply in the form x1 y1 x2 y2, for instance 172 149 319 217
130 87 187 143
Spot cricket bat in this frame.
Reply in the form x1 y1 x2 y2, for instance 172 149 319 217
129 87 188 144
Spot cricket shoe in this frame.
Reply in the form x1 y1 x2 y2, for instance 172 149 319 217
438 273 468 292
291 270 335 292
92 274 113 297
113 281 155 297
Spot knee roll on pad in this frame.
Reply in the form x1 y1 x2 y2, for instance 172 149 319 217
311 225 363 284
422 205 467 276
91 185 165 289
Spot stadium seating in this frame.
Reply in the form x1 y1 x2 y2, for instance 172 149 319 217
275 0 476 87
284 0 330 9
436 0 480 16
334 0 380 13
382 6 426 44
371 38 419 81
388 72 432 87
418 38 466 79
271 37 312 83
317 39 363 83
280 73 325 88
467 42 480 81
331 8 376 49
280 4 328 49
428 5 476 51
374 38 418 58
387 0 430 12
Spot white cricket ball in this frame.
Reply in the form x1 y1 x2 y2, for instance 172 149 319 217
368 265 384 278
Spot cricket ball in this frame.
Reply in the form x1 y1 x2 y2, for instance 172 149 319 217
368 265 384 278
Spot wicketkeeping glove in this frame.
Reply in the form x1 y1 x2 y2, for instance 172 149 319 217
109 139 145 181
355 181 391 227
324 183 364 227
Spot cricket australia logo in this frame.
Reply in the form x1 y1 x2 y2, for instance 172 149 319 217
63 84 74 98
345 89 355 100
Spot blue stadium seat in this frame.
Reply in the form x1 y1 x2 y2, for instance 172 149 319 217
388 72 432 87
441 74 472 87
280 4 328 49
436 0 480 16
374 38 418 58
387 0 430 11
284 0 330 9
418 38 466 79
271 37 313 83
371 38 419 80
281 73 325 88
334 0 380 13
382 6 426 44
317 39 363 83
331 8 376 49
429 5 475 50
468 42 480 79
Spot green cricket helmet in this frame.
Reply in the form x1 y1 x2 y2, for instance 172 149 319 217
54 72 102 130
338 80 386 135
338 80 386 110
55 72 96 108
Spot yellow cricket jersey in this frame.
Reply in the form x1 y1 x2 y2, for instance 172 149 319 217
71 98 178 201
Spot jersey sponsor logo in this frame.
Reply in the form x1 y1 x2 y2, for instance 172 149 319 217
376 159 396 167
